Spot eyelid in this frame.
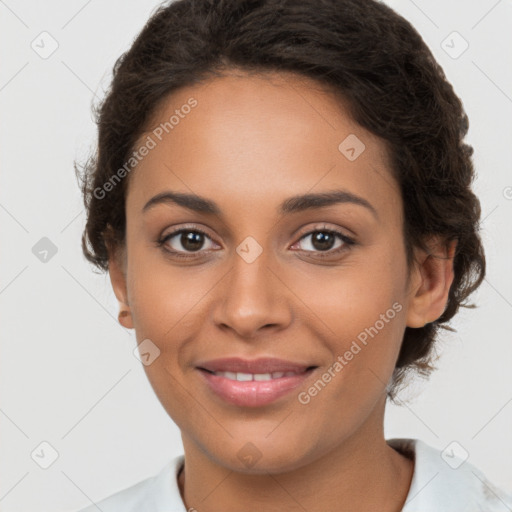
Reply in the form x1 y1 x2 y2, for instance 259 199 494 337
293 222 354 243
160 223 213 240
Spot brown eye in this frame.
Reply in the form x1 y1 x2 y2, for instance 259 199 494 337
309 231 337 251
176 231 206 252
158 227 218 258
293 228 355 257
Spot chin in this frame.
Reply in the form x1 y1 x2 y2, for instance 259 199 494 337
200 434 321 475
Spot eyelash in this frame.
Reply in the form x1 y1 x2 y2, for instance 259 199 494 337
156 224 356 260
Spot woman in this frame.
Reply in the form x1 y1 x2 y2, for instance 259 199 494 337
74 0 512 510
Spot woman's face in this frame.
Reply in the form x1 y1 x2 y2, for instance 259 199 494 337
111 71 426 472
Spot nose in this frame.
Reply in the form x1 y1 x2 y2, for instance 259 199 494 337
212 251 292 339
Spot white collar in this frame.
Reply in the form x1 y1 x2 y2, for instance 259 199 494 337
388 437 512 511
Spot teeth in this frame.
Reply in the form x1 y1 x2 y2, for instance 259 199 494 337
212 371 299 381
254 373 272 381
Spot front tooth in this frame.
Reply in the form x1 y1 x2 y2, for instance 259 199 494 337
224 371 237 380
236 372 253 381
254 373 272 381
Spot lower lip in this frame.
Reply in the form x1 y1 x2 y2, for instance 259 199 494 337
197 368 315 407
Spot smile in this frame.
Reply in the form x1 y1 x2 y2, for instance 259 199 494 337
196 361 317 407
203 370 305 381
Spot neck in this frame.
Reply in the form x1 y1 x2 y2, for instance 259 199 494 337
177 396 414 512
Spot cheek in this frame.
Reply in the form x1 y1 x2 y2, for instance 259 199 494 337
290 243 408 389
125 248 208 424
292 241 407 337
126 242 211 340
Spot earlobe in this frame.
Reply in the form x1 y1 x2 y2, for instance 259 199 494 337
106 234 133 330
405 239 457 328
118 308 133 329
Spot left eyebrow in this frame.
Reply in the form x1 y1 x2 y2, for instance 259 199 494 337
279 190 378 219
142 189 378 220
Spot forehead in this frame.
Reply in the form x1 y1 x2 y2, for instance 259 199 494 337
127 71 400 221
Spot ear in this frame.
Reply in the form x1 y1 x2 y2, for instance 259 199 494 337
406 238 457 328
105 226 133 330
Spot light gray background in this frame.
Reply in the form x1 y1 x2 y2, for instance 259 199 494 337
1 0 511 510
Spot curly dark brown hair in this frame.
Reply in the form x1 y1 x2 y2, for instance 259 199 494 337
75 0 485 400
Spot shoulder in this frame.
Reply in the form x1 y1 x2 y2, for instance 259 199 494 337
74 454 186 512
387 437 512 512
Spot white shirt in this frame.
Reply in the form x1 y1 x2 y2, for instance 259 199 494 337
76 438 512 511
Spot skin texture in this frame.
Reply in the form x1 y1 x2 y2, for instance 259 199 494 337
108 71 455 511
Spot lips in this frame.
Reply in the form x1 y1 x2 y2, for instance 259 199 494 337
196 357 317 407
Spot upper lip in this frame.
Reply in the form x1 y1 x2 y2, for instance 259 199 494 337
197 357 316 374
